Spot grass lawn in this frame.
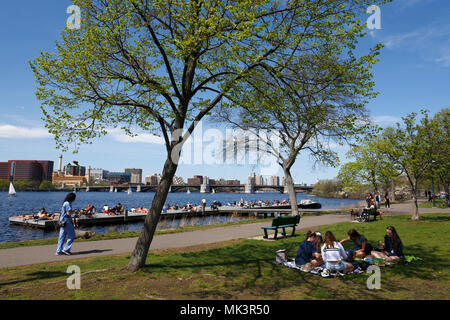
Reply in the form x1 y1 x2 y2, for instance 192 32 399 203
418 199 448 209
0 212 449 300
0 210 343 250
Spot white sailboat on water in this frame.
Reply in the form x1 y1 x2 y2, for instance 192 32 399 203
211 188 215 194
186 188 191 194
8 182 16 197
128 186 132 195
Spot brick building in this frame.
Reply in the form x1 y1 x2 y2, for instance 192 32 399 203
0 160 53 184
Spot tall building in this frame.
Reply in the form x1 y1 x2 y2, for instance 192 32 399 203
0 160 54 184
65 161 86 176
247 172 256 185
187 175 203 185
52 159 90 186
90 168 110 183
255 175 264 186
125 168 142 184
268 175 280 186
145 174 162 185
172 176 185 185
107 172 131 185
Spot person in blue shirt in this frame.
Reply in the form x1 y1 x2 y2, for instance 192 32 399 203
295 231 323 269
372 226 404 262
56 192 77 256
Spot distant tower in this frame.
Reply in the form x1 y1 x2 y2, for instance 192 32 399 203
87 165 91 184
58 154 63 176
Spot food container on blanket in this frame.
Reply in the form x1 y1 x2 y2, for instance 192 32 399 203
275 249 288 264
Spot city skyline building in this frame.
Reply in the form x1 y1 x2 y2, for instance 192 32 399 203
0 160 54 184
125 168 143 184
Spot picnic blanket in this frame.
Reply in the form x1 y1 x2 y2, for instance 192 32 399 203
281 260 366 278
276 251 421 278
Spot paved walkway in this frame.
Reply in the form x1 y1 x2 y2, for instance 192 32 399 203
0 200 448 269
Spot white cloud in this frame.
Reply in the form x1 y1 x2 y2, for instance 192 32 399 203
380 23 450 67
372 115 401 124
0 124 52 139
108 128 165 145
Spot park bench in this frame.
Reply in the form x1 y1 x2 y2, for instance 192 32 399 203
262 215 301 240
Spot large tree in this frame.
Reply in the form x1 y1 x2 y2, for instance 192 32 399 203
31 0 387 271
378 111 436 220
338 134 400 194
214 41 384 215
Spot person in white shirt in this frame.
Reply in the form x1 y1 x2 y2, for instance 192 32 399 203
321 231 354 274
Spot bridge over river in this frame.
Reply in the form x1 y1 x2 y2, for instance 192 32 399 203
75 183 313 194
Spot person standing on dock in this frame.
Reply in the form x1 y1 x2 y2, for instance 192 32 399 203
201 199 206 214
56 192 77 256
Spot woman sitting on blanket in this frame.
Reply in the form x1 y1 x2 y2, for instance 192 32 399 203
369 226 404 262
294 231 323 271
321 231 354 274
340 229 372 259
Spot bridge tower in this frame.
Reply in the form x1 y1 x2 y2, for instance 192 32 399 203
200 176 210 193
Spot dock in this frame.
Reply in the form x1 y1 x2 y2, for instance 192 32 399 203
8 206 327 230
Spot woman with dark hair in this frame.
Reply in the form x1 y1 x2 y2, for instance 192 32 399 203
294 231 323 271
321 231 354 275
56 192 77 256
371 226 404 262
340 229 372 258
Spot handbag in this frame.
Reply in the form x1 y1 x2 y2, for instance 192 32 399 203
58 220 67 228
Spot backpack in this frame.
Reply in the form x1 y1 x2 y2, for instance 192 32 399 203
275 249 288 264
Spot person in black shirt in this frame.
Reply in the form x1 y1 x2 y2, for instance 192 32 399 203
372 226 404 262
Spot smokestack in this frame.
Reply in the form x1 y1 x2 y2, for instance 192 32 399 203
58 154 63 176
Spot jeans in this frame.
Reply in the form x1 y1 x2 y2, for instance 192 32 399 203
325 261 346 271
56 222 75 253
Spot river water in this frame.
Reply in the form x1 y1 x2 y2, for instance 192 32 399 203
0 191 363 243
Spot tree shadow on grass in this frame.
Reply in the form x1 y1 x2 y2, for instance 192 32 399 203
417 215 450 223
0 271 67 288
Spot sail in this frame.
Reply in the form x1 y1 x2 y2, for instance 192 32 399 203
187 188 190 194
9 182 16 196
128 186 132 194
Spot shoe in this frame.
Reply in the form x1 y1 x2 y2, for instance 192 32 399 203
55 252 62 256
62 250 72 255
321 268 330 278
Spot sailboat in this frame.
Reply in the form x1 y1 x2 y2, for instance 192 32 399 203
186 188 191 194
211 188 215 194
8 182 16 197
114 187 117 192
128 186 132 195
73 185 77 193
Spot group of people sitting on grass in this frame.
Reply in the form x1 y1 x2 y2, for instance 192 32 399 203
295 226 404 275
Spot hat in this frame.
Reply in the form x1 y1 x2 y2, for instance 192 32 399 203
314 232 322 238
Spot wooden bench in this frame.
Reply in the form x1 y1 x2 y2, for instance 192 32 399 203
261 215 301 240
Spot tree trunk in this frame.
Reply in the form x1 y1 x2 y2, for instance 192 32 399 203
411 188 420 221
127 157 178 271
283 166 299 216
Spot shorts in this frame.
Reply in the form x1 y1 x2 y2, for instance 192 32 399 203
325 261 346 271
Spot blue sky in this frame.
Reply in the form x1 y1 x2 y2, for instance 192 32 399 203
0 0 449 184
